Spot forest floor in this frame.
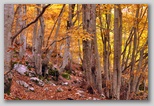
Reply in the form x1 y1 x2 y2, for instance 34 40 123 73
4 60 106 100
4 50 148 100
4 60 148 100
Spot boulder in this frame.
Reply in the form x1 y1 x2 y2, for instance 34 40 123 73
14 64 29 75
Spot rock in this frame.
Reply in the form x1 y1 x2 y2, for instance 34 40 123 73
66 98 74 100
28 71 36 77
38 81 44 87
30 77 44 87
28 87 34 91
16 80 35 92
50 83 56 86
44 87 49 91
14 64 29 75
62 72 71 80
61 82 69 86
57 87 63 92
30 77 39 81
75 90 85 98
93 98 100 100
48 69 59 81
77 90 84 94
75 92 84 97
101 93 106 99
16 80 29 88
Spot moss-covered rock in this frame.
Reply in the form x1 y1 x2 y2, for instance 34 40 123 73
48 69 59 81
62 72 71 80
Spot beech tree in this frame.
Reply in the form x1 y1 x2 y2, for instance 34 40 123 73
4 4 14 92
113 4 122 100
98 4 112 98
34 4 45 75
82 4 94 90
82 4 102 94
19 5 27 59
59 4 73 73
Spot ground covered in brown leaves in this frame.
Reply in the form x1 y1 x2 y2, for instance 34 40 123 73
4 63 106 100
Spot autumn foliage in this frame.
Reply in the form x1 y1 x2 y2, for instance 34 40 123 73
4 4 148 100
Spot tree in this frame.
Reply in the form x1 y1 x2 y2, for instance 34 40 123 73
82 4 102 94
59 4 73 73
19 5 27 59
113 4 122 100
34 4 45 75
82 4 94 90
92 4 102 94
98 4 112 98
4 4 14 92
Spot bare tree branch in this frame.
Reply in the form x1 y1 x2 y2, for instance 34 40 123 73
45 36 70 53
11 4 51 44
46 4 65 47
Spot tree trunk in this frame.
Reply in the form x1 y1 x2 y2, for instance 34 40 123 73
59 4 73 73
99 5 112 98
91 4 102 94
19 6 27 59
82 4 103 94
35 4 45 75
4 4 14 93
128 5 140 99
32 7 38 60
113 4 122 100
82 4 93 87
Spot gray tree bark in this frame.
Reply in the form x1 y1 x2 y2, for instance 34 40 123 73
4 4 14 93
82 4 93 87
32 6 38 61
113 4 122 100
127 5 140 99
82 4 103 94
59 4 73 73
91 4 102 94
99 5 112 98
35 4 45 75
19 6 27 59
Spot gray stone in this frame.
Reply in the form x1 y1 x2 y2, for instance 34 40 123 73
30 77 44 87
61 82 69 86
57 87 63 92
28 71 36 77
28 87 34 91
16 80 29 88
14 64 29 75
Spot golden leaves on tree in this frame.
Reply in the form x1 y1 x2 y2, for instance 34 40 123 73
67 26 93 41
